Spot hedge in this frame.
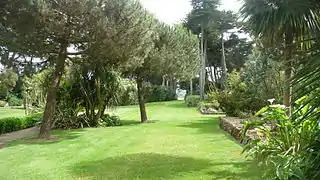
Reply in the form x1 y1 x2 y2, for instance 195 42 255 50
0 113 43 134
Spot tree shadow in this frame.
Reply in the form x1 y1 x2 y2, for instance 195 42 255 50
164 101 187 109
209 161 262 180
71 153 210 179
120 120 160 126
177 117 223 135
7 129 86 146
70 153 261 179
177 117 245 145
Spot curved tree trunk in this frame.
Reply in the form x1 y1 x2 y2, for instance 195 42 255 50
137 76 147 123
39 46 67 138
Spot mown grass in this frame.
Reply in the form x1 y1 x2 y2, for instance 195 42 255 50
0 108 25 119
0 101 261 180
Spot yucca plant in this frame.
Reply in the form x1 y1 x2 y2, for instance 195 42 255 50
242 100 320 180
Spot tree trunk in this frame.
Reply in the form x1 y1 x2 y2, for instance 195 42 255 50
39 47 67 138
203 34 207 93
200 23 205 100
162 76 165 86
93 75 103 126
190 79 193 95
221 33 227 89
213 65 218 84
137 76 147 123
283 33 294 115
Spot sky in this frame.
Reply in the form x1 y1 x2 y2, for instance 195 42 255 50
139 0 243 25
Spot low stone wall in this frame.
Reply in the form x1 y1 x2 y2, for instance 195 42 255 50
219 117 259 145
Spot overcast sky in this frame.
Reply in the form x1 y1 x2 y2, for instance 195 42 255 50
139 0 243 25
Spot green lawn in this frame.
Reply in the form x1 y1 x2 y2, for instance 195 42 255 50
0 108 25 119
0 101 260 180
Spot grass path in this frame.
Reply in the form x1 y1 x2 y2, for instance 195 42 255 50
0 101 260 180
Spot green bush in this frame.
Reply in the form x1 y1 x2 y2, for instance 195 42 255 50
243 100 320 180
119 80 176 105
146 85 176 102
0 100 7 107
119 80 138 106
0 113 42 134
100 114 121 127
185 95 201 107
6 94 22 106
211 71 268 117
197 101 220 111
24 112 43 127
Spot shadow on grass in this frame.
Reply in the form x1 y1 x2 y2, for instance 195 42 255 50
164 101 186 109
7 129 86 146
209 161 262 180
120 119 161 127
177 117 223 135
71 153 260 180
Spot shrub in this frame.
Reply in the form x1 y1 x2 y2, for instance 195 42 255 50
0 100 7 107
6 94 22 106
119 79 138 106
54 114 90 130
211 71 269 117
146 85 176 102
185 95 201 107
24 112 43 127
100 114 121 127
0 117 25 134
197 101 220 111
243 100 320 180
0 113 42 134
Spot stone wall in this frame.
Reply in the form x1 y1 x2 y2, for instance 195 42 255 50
219 117 259 145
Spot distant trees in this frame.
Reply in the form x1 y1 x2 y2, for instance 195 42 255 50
185 0 251 92
133 24 200 123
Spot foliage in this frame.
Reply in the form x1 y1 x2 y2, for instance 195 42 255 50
0 101 7 107
119 80 177 106
6 94 22 106
0 70 18 98
197 101 220 112
145 85 176 103
132 23 200 122
0 113 42 134
213 71 262 116
243 100 320 180
242 46 283 102
119 79 138 106
1 0 158 137
185 95 201 107
212 47 283 117
241 0 320 108
54 81 86 130
99 114 121 127
24 113 43 127
22 69 51 113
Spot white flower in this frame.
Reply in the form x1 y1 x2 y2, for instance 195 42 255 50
270 104 287 109
267 98 276 105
